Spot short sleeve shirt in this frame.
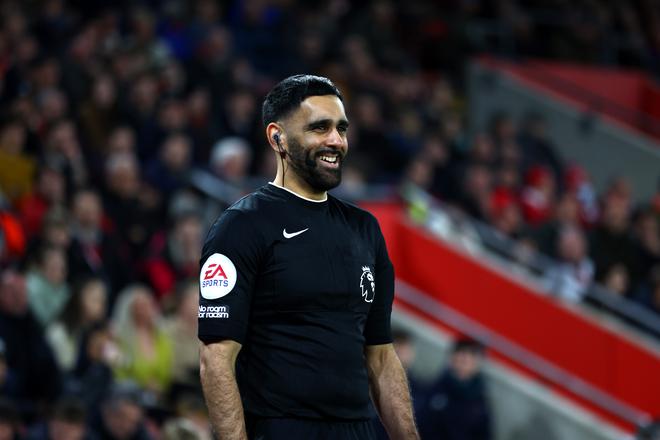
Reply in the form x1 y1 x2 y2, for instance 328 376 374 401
198 183 394 420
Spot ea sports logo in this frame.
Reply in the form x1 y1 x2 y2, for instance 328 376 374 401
199 253 237 300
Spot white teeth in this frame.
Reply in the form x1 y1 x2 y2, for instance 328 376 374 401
320 155 337 163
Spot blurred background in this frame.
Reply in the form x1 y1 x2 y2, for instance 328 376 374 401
0 0 659 439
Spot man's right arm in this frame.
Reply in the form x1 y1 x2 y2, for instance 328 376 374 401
200 339 246 440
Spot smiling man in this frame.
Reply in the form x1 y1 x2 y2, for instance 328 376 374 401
198 75 419 440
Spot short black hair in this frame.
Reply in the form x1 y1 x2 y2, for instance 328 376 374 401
452 338 484 355
50 396 87 423
262 74 343 127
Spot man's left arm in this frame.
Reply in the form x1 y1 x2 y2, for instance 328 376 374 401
365 343 420 440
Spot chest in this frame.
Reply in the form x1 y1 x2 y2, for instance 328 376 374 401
257 219 377 312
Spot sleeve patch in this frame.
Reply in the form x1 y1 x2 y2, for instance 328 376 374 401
199 253 237 299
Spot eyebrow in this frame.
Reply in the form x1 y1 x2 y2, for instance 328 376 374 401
305 118 350 130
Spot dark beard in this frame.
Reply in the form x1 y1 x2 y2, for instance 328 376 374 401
286 137 343 192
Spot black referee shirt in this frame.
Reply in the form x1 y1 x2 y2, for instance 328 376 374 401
198 183 394 420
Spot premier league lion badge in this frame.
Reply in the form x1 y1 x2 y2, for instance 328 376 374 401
360 266 375 303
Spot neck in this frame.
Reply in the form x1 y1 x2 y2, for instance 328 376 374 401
273 169 327 201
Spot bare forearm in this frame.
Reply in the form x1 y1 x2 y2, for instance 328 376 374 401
367 346 419 440
200 342 247 440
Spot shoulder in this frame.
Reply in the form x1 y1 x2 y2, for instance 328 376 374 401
329 195 383 239
205 189 271 237
201 188 275 258
329 195 379 226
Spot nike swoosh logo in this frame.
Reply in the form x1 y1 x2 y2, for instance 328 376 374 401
283 228 309 239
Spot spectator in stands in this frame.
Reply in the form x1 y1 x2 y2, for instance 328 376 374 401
28 207 70 255
217 88 260 152
89 126 137 190
46 277 108 372
420 133 457 202
68 188 126 308
26 245 70 328
70 322 118 410
637 419 660 440
142 212 202 301
78 74 120 155
164 393 212 440
42 120 88 190
0 203 26 266
0 268 61 418
633 265 660 317
0 115 34 204
455 162 493 221
125 73 161 162
25 396 92 440
0 398 21 440
162 418 204 440
186 87 218 164
92 383 153 440
145 133 193 202
489 187 523 239
423 339 492 440
531 192 581 258
112 285 173 398
162 280 199 388
16 163 66 240
520 165 556 226
350 93 403 181
103 153 161 266
156 96 188 137
468 133 497 168
489 112 517 156
209 137 252 187
564 164 599 227
590 186 640 296
518 112 564 186
105 127 137 159
632 208 660 281
602 264 631 297
543 225 595 302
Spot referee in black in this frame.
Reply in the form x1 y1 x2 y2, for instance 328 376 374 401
198 75 420 440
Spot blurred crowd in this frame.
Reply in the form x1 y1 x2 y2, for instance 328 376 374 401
0 0 659 438
406 109 660 320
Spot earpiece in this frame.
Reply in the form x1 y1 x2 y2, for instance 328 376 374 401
273 132 286 158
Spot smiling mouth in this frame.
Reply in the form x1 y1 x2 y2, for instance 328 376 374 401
316 153 341 169
315 149 343 168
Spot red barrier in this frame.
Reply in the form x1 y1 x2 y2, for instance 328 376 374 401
363 202 660 430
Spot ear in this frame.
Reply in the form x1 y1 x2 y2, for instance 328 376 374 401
266 123 285 152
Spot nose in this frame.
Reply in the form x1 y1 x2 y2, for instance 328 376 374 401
326 127 346 149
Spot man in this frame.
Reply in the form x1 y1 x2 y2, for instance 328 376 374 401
198 75 419 440
92 383 152 440
423 339 492 440
0 268 61 418
26 396 94 440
